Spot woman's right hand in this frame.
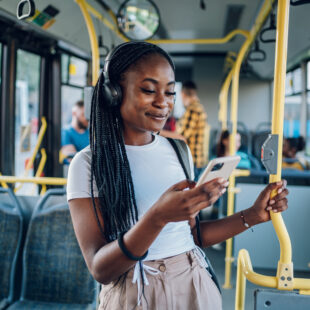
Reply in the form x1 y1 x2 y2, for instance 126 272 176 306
151 178 228 226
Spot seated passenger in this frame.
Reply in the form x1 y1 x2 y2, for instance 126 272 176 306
60 100 89 163
216 130 251 170
282 136 309 170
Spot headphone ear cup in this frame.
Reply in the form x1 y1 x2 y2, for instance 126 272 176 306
102 81 122 107
110 82 122 107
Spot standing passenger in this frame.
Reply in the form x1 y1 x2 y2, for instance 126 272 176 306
176 81 208 179
67 42 288 310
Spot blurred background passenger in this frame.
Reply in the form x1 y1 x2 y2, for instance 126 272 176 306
176 81 208 179
282 136 309 170
60 100 89 163
216 130 251 170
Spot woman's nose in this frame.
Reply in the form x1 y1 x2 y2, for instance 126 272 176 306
154 92 168 108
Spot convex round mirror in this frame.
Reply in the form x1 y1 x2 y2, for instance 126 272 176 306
117 0 160 41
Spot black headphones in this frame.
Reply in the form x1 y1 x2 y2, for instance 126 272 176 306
101 43 131 107
101 41 175 107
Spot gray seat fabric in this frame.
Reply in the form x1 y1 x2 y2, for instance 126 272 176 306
0 188 24 310
7 189 97 310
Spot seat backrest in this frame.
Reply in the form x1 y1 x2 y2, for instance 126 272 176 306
21 189 96 305
0 188 24 303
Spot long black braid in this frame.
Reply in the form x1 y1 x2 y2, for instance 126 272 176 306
90 42 175 243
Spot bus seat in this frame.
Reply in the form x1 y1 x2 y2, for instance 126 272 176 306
254 289 310 309
7 189 97 310
0 188 24 310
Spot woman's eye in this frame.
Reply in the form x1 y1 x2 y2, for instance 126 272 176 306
166 91 176 97
141 88 155 94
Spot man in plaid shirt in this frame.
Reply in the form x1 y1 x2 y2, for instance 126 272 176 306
177 81 208 180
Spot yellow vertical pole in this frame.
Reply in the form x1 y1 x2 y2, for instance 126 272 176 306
268 0 293 289
223 0 275 289
219 68 234 130
223 39 251 289
75 0 100 86
235 250 247 310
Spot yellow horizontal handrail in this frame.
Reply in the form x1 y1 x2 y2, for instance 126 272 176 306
0 176 66 186
0 173 9 188
81 0 249 46
236 249 310 310
232 169 250 178
148 29 250 45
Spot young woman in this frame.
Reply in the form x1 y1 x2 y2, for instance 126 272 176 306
67 42 288 310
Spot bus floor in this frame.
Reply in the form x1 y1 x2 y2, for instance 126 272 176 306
204 245 310 310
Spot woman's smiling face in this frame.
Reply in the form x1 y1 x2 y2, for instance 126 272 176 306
120 53 175 145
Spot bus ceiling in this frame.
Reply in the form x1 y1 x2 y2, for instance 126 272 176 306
0 0 309 79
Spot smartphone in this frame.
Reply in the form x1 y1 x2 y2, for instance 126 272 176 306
196 155 241 186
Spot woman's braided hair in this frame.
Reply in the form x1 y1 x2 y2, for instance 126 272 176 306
90 42 175 243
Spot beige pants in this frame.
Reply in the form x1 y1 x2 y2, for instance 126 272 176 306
99 250 222 310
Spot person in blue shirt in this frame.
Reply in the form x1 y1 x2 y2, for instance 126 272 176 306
216 130 251 169
61 100 89 162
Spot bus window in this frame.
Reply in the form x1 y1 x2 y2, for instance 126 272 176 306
61 54 88 129
61 85 83 129
284 68 302 138
68 56 88 87
14 49 41 194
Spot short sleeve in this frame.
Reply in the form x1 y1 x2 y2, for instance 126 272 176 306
61 128 71 146
66 148 98 201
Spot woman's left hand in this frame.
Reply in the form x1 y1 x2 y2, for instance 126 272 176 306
248 180 288 224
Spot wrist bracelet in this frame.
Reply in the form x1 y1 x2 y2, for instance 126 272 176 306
240 211 254 232
118 231 148 261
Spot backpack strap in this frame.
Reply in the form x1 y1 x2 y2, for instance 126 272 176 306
167 137 221 294
166 138 203 246
166 138 192 181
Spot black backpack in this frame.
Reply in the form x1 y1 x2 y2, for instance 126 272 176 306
167 137 222 294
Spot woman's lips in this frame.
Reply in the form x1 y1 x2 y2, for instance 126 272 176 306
145 112 168 120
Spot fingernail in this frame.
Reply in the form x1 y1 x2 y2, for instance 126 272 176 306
269 200 275 205
221 188 227 194
277 188 283 194
276 181 282 185
224 181 229 187
273 209 278 213
266 206 272 211
219 178 225 183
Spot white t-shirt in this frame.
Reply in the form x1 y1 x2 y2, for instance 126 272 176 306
67 135 196 260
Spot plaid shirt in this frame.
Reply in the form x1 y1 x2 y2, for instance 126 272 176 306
177 102 208 168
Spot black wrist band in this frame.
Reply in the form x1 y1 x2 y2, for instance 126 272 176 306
118 231 148 261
